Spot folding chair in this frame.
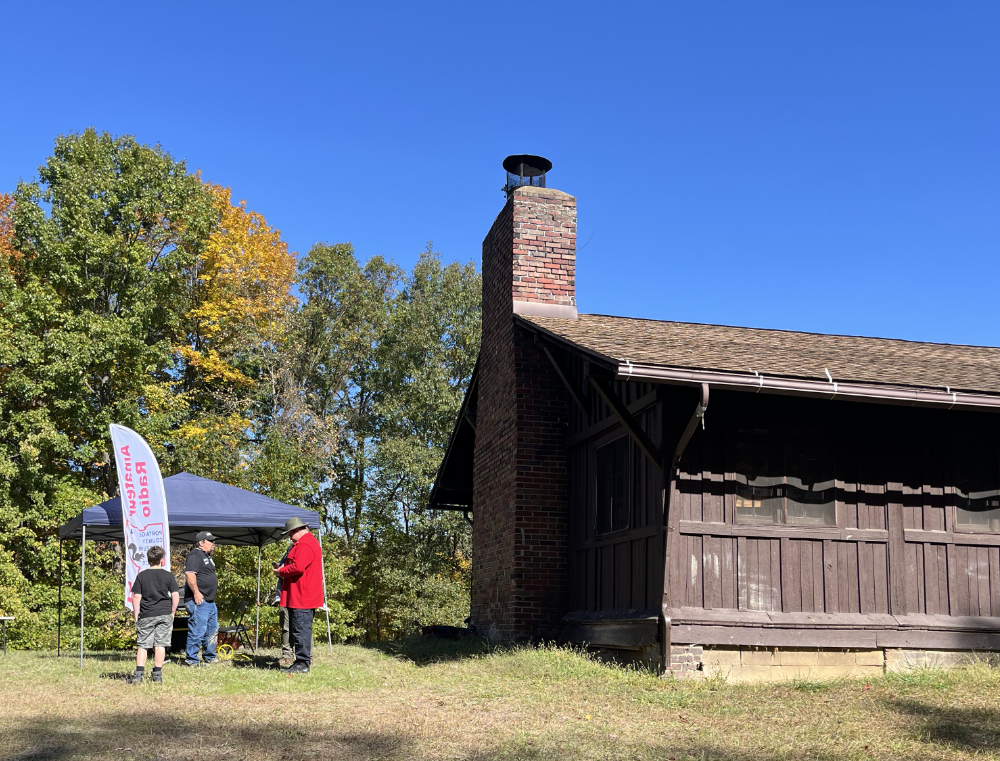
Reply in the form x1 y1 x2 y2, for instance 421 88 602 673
217 601 255 658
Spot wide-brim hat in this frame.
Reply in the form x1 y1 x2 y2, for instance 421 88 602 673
281 517 309 535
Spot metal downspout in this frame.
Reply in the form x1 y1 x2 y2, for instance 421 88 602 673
661 383 709 674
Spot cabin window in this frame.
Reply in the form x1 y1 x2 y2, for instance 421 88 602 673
955 439 1000 532
733 423 835 526
733 426 783 523
596 436 629 534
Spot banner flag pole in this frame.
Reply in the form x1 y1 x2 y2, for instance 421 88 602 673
255 544 262 651
318 530 333 653
57 539 63 657
109 424 171 610
79 525 85 670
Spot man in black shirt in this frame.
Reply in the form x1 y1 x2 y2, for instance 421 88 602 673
128 545 179 684
183 531 219 666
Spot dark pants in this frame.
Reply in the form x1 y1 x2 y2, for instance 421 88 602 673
279 606 293 660
288 608 314 666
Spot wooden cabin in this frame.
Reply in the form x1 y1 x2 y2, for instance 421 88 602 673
430 165 1000 678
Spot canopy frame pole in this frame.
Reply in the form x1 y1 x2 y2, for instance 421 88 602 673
57 539 63 657
255 541 262 651
79 525 86 670
318 530 333 653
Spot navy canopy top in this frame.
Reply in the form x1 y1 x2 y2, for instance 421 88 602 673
58 471 320 547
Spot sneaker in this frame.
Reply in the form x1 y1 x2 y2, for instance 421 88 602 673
126 673 143 685
151 671 163 683
181 660 203 667
281 662 310 674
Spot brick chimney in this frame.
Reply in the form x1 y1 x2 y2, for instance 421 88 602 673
471 160 574 642
510 187 578 319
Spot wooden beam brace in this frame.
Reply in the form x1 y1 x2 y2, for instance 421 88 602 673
672 383 709 468
537 339 590 416
588 376 662 469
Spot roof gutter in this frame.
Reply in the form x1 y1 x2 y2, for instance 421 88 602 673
617 363 1000 412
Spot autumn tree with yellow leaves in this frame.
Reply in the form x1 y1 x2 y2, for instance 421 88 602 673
181 183 296 388
0 194 16 262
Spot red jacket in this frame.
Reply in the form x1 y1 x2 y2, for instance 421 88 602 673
275 531 324 609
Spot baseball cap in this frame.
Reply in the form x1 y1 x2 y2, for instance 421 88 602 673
195 531 217 543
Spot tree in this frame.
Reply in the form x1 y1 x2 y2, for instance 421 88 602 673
0 130 480 648
297 242 402 547
179 182 296 389
0 194 15 261
0 128 216 646
297 243 480 639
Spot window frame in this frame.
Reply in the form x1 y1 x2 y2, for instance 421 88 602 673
594 432 631 538
728 417 839 529
952 432 1000 535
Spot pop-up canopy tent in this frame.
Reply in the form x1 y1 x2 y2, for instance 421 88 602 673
57 471 330 665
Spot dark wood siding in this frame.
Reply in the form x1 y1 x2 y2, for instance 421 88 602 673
663 392 1000 623
565 358 664 612
564 369 1000 632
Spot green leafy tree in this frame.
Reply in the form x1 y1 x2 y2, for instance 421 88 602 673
298 243 480 639
0 129 215 647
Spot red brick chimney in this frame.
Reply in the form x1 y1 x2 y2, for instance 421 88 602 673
510 187 578 319
471 159 574 642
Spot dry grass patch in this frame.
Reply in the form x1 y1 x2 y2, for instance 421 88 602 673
1 641 1000 760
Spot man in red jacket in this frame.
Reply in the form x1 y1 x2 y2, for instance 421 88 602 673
273 517 324 673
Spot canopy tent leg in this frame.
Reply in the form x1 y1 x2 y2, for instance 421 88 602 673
255 544 261 651
57 539 63 657
79 525 86 670
318 531 333 653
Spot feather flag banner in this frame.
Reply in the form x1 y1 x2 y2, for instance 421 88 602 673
110 424 171 610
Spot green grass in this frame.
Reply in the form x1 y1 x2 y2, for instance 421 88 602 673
2 641 1000 759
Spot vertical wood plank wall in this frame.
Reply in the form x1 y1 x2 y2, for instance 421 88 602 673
566 362 665 613
565 372 1000 622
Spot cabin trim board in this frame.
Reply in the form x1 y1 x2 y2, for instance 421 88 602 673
678 520 889 543
673 624 1000 651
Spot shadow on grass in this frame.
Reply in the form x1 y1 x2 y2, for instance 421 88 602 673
458 743 857 761
231 651 283 670
4 711 413 761
5 709 865 761
360 634 493 666
884 696 1000 752
98 670 132 681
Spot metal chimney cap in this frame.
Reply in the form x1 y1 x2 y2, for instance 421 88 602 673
502 155 552 177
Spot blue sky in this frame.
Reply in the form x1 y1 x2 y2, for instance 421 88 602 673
2 2 998 345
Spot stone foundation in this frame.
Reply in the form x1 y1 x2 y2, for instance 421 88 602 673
576 641 1000 680
884 648 1000 672
664 645 1000 682
661 646 1000 682
698 647 884 682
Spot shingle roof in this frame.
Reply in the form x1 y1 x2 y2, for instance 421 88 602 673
520 313 1000 396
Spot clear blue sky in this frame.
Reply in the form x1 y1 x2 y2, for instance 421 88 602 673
3 2 998 345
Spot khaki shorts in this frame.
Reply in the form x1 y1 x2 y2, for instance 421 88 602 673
137 614 173 649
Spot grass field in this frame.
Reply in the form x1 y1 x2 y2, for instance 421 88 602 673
2 640 1000 760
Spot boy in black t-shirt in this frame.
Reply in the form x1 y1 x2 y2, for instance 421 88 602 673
128 545 179 684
